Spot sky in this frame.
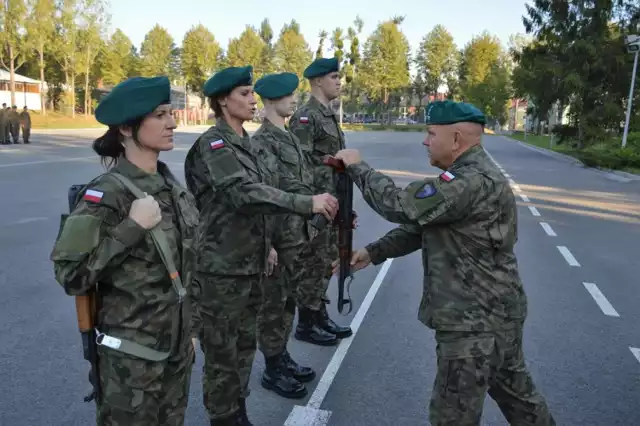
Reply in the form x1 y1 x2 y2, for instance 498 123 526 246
108 0 531 56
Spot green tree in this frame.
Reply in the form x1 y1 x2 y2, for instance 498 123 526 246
101 29 138 85
344 16 364 110
181 24 221 104
316 30 328 58
25 0 56 113
415 25 458 97
0 0 29 106
359 16 411 111
55 0 81 116
274 19 312 85
227 25 265 77
330 27 345 69
77 0 109 115
259 18 275 75
139 24 177 78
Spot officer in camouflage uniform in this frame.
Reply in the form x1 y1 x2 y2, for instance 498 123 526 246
333 100 556 426
252 72 318 399
50 76 200 426
288 57 352 346
183 65 338 426
9 105 20 143
20 106 31 144
0 103 7 144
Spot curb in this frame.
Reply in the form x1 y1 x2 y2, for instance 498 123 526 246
501 135 640 183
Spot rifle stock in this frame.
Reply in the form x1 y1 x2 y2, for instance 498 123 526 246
68 184 101 403
310 156 355 315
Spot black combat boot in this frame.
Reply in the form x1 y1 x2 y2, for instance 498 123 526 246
294 307 338 346
235 398 253 426
261 354 307 399
319 303 353 338
281 349 316 383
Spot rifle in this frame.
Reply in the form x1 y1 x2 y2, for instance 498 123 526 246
67 184 101 403
310 156 355 315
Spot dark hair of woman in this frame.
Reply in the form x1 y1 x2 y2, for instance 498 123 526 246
208 93 227 118
92 116 144 168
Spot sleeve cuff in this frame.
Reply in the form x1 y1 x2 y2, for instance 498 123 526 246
110 217 148 248
365 241 387 266
292 194 314 215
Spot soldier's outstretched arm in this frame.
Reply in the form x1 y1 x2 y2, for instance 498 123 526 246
365 224 423 265
199 139 315 216
345 160 477 226
50 200 147 296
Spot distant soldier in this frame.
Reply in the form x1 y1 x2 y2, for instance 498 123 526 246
0 103 7 144
9 105 20 144
20 107 31 144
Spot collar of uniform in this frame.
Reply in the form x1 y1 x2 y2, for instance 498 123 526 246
308 95 336 117
263 118 298 148
216 117 252 150
111 155 167 195
452 144 485 168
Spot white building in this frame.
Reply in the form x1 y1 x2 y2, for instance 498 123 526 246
0 69 43 111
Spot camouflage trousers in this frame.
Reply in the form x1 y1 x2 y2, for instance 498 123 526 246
257 244 304 357
96 341 194 426
430 322 555 426
197 273 263 420
295 227 338 310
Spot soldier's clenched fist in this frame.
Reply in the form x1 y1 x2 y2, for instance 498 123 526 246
129 194 162 229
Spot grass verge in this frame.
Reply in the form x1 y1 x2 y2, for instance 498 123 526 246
31 112 104 129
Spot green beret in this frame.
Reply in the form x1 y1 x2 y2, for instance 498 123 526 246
426 100 486 126
254 72 299 99
203 65 253 97
95 76 171 126
303 57 339 79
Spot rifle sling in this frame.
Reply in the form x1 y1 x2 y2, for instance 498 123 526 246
91 172 186 362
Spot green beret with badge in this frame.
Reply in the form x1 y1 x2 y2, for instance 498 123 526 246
303 57 339 79
95 76 171 126
203 65 254 97
254 72 299 99
425 100 486 126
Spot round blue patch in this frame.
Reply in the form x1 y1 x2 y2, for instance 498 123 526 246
415 182 437 199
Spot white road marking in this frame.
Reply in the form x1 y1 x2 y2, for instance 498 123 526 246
0 156 94 168
520 194 530 202
503 173 510 177
513 185 522 192
582 283 620 317
528 206 541 216
539 222 557 236
508 179 516 186
630 348 640 364
284 259 394 426
14 217 48 225
557 246 580 266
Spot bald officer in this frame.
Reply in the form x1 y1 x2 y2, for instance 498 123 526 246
333 101 556 426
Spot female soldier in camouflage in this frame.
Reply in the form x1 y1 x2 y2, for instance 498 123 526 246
51 76 200 426
183 65 338 426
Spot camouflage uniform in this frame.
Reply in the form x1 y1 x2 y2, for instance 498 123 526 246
252 119 317 397
9 106 20 143
184 118 316 422
51 156 200 426
0 105 7 144
289 95 352 344
20 108 30 144
347 144 555 425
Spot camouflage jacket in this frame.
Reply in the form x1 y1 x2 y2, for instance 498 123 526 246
50 156 200 356
289 96 346 196
252 118 316 249
184 118 315 275
349 145 528 332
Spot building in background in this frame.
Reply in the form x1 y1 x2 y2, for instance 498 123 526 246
0 70 44 110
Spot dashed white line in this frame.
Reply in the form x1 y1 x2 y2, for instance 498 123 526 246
520 194 530 202
582 282 620 317
14 217 48 225
503 173 510 177
528 206 541 216
557 246 580 266
539 222 557 236
284 259 394 426
630 348 640 364
0 156 94 168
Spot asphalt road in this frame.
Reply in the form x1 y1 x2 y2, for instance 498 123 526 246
0 128 638 426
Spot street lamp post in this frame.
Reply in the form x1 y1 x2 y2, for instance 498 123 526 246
622 34 640 148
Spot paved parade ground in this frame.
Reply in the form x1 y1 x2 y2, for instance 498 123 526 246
1 128 639 425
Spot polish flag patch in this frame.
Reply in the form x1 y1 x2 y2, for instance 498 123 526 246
83 189 104 203
210 139 225 150
299 116 309 124
440 171 456 182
